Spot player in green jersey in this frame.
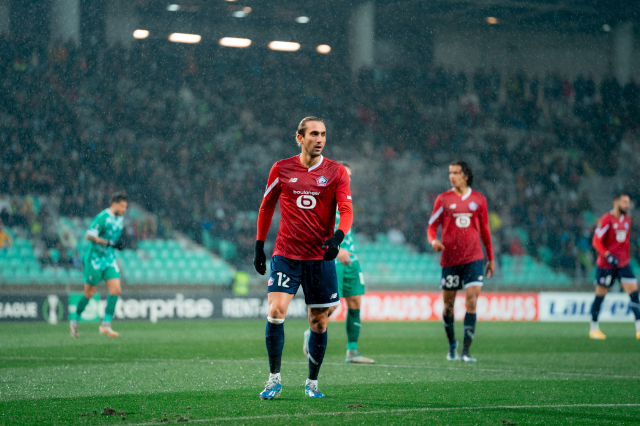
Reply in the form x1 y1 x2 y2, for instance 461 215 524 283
303 163 374 364
70 192 127 339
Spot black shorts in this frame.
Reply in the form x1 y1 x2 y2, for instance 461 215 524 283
595 265 637 288
441 260 484 291
267 255 340 308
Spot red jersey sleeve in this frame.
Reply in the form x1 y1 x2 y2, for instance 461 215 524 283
336 165 352 203
592 216 609 256
427 195 443 244
256 164 281 241
336 201 353 235
479 198 494 261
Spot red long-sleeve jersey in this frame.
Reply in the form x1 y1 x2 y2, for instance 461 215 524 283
592 211 631 268
256 155 353 261
427 188 494 268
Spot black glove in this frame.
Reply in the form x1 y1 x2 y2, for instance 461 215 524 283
254 240 266 275
322 230 345 261
606 253 619 266
108 240 124 250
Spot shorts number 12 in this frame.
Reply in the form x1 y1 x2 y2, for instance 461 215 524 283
276 272 290 288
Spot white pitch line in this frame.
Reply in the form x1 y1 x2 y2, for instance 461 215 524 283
2 356 639 380
119 403 640 426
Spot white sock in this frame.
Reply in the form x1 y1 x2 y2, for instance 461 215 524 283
269 373 281 381
305 378 317 386
70 320 78 326
590 321 599 332
636 320 640 332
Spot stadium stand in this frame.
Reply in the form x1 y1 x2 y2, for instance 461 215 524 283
0 196 236 285
1 36 639 286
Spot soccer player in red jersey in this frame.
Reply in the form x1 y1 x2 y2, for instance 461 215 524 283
427 161 495 362
253 116 353 399
589 192 640 340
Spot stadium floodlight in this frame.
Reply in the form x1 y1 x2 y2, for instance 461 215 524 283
219 37 252 48
232 11 246 18
485 17 498 24
167 4 180 11
268 41 301 52
168 33 201 43
295 16 310 23
133 30 149 39
316 44 331 54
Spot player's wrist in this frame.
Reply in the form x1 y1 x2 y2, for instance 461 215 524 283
333 230 345 244
255 240 265 250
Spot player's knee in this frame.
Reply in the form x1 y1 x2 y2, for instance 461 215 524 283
443 303 454 317
466 299 477 313
268 306 287 319
84 287 96 298
308 311 328 332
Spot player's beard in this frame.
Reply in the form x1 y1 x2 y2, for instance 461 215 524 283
619 207 628 215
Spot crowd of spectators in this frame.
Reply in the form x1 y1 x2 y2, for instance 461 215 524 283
1 35 640 279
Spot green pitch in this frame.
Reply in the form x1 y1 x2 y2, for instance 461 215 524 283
1 320 639 425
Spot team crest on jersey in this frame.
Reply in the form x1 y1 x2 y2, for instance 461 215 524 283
614 223 618 229
469 201 478 211
268 277 274 286
449 204 457 209
316 176 328 187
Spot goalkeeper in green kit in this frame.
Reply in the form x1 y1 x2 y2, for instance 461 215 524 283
70 192 127 339
302 163 374 364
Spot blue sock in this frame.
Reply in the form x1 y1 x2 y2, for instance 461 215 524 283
629 292 640 320
462 313 476 354
443 315 456 346
265 321 284 374
307 330 327 381
591 295 605 322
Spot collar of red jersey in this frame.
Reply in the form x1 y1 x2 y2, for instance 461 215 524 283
306 155 323 172
450 187 472 200
609 210 625 222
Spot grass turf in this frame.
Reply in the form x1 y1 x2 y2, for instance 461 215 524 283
1 320 639 425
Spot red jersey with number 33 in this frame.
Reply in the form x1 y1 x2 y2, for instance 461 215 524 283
261 155 351 260
592 211 631 268
427 188 494 267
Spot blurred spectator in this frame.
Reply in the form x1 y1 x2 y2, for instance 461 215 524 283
40 249 55 267
71 250 83 269
58 250 74 269
0 222 12 249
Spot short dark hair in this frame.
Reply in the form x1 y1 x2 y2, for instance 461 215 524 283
110 192 128 204
613 190 629 200
450 160 473 187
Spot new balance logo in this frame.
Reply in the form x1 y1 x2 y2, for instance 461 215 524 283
289 178 298 182
330 293 337 299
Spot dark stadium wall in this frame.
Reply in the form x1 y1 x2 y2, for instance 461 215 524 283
431 25 639 81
